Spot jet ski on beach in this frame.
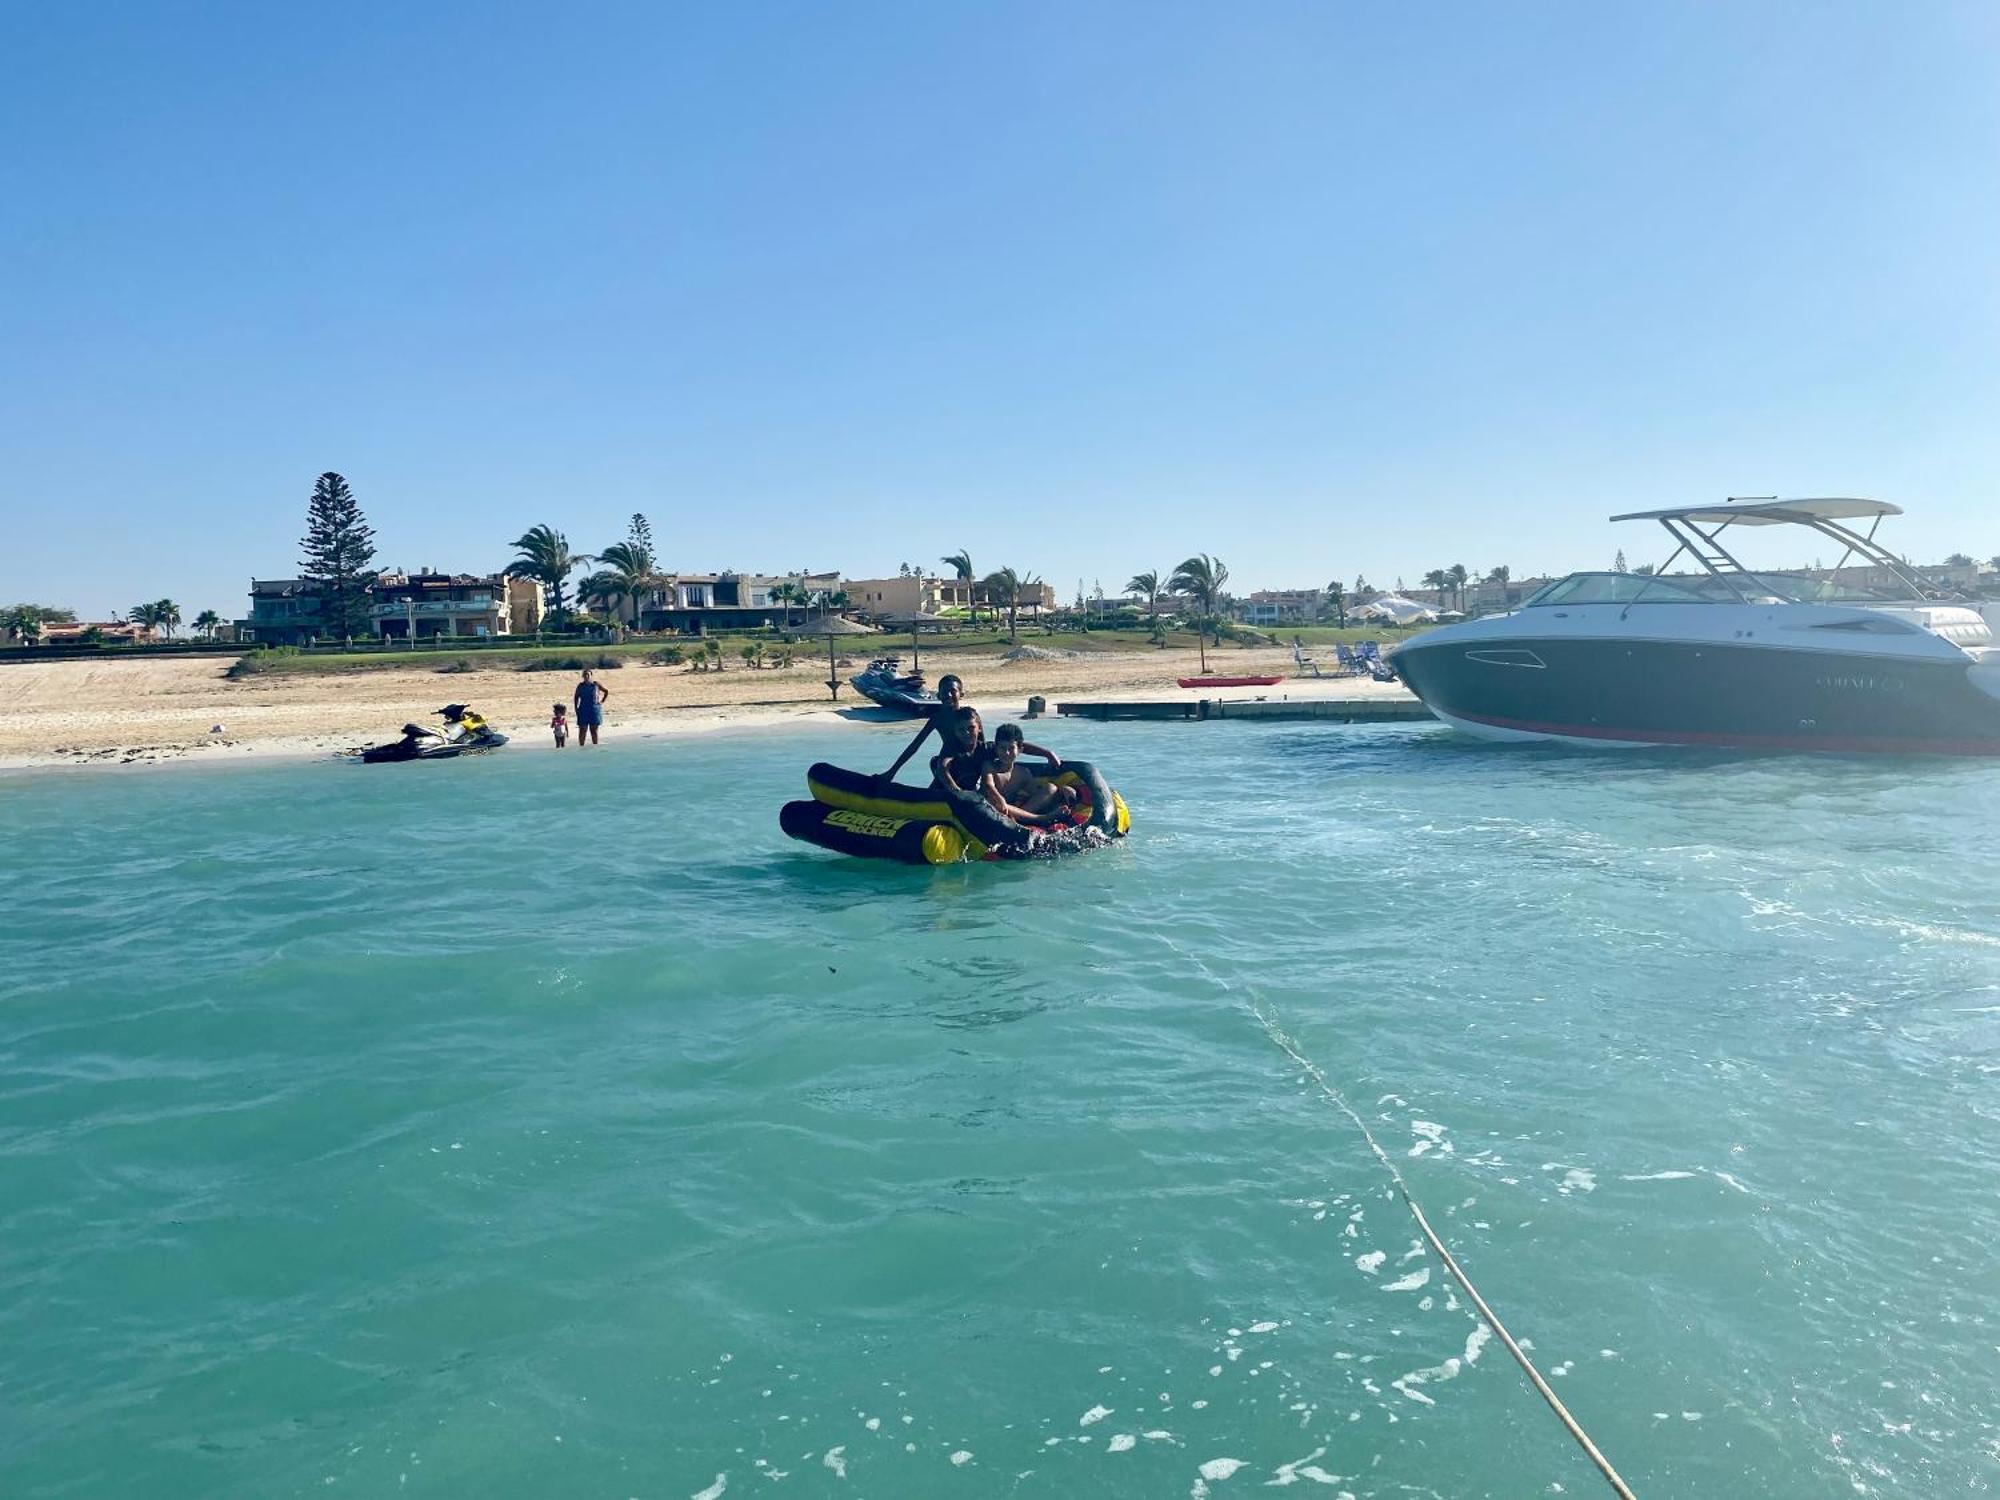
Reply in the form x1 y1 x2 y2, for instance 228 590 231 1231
359 704 509 763
849 658 940 716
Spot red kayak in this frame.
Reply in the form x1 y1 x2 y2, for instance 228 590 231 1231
1177 675 1284 689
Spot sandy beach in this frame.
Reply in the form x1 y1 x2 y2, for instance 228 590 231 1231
0 645 1417 772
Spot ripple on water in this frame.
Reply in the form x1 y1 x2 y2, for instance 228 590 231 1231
1 723 1997 1497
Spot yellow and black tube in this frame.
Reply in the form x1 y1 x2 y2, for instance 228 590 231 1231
779 800 982 865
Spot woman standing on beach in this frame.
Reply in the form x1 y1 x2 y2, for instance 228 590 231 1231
880 673 964 782
573 668 610 747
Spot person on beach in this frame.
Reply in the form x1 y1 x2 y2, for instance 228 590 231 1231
881 673 965 783
573 669 609 747
551 702 569 748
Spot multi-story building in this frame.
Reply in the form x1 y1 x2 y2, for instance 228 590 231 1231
240 570 543 644
1241 588 1324 625
371 570 542 640
635 571 842 633
847 574 1055 621
240 579 333 645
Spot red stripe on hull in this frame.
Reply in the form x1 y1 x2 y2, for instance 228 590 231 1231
1452 709 2000 757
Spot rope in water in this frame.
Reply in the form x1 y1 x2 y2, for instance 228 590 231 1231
1161 937 1639 1500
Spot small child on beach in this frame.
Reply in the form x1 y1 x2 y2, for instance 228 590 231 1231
551 702 569 748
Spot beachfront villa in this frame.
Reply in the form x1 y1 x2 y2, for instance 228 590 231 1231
371 571 544 640
633 571 842 633
239 570 543 644
1242 588 1325 625
848 574 1057 623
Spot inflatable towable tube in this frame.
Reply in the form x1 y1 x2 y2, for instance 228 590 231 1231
781 760 1131 865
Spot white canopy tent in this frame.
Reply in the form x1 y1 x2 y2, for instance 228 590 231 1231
1351 594 1438 624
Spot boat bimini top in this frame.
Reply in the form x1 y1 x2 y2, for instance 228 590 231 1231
1598 496 1947 608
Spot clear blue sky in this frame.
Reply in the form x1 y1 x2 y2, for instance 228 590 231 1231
6 2 1999 621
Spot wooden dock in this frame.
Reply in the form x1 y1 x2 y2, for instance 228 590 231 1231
1051 695 1435 724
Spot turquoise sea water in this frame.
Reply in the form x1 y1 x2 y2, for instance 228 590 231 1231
3 720 1998 1499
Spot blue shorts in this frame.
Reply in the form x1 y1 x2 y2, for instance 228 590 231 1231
577 706 603 728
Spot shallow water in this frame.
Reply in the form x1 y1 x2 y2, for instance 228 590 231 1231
2 720 1997 1498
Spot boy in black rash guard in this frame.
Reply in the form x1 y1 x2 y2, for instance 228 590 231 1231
932 707 990 793
882 673 965 783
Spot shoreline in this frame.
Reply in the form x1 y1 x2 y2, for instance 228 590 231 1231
0 645 1416 777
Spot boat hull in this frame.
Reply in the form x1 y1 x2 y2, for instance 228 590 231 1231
1393 634 2000 755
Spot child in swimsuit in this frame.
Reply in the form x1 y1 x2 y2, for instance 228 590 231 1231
984 723 1077 824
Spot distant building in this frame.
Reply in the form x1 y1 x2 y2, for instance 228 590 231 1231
1241 588 1324 626
372 570 541 640
240 579 332 645
240 570 543 644
635 571 842 633
848 574 1055 622
37 620 156 645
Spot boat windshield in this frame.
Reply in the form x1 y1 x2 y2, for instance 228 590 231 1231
1682 571 1927 605
1522 572 1711 606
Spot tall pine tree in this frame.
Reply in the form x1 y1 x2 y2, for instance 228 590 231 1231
299 472 378 643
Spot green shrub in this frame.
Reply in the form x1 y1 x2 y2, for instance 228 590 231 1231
436 658 476 674
649 646 687 667
518 653 625 673
225 646 298 678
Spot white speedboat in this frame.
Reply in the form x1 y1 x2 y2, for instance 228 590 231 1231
1391 498 2000 754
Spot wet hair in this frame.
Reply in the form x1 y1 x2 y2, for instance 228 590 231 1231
553 703 567 714
938 673 964 699
994 723 1024 745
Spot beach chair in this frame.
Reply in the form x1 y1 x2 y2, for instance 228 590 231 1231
1292 641 1322 678
1335 643 1363 675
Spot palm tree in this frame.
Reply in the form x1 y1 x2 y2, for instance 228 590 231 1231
942 550 976 624
1127 570 1163 625
505 525 592 630
595 539 661 629
1447 564 1469 612
130 600 177 638
769 580 798 628
813 587 851 624
1168 555 1229 672
577 570 624 628
193 609 221 640
1421 568 1451 609
982 567 1029 643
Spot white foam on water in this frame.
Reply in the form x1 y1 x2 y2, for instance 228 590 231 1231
949 1450 973 1466
1143 1430 1177 1441
691 1476 726 1500
1199 1457 1247 1480
821 1447 846 1478
1248 1321 1280 1334
1267 1446 1345 1487
1108 1434 1137 1453
1080 1406 1112 1426
1192 1400 1208 1410
1355 1251 1386 1274
1621 1170 1696 1182
1713 1171 1751 1194
1383 1267 1431 1293
863 1417 880 1432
